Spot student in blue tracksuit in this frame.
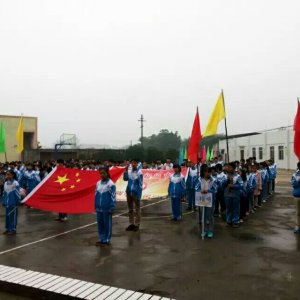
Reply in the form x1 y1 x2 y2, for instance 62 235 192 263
214 164 227 217
269 159 277 194
224 162 243 228
20 163 41 195
195 165 217 238
123 159 143 232
2 171 21 235
291 162 300 234
247 164 258 212
186 162 198 211
95 167 116 246
168 164 186 221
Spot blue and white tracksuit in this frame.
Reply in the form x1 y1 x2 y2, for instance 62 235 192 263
224 174 243 225
195 177 217 233
215 172 227 214
168 173 186 220
2 180 21 233
123 169 143 200
260 169 269 202
95 179 116 244
247 173 257 210
186 168 198 209
20 171 41 195
269 164 277 193
292 171 300 198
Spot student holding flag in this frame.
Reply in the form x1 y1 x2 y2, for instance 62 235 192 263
95 166 116 246
2 170 21 235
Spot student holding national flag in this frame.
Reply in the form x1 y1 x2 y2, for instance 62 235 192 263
2 170 21 235
95 166 116 246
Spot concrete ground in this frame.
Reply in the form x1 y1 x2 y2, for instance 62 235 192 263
0 170 299 300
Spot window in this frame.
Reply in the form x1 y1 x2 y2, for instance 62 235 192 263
252 147 256 158
278 146 284 160
259 147 263 160
240 149 245 160
270 146 275 161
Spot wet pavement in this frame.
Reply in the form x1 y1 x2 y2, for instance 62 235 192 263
0 171 300 300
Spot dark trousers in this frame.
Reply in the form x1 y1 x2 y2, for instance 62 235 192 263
240 193 247 219
272 179 275 192
59 213 68 219
127 194 141 225
215 190 226 214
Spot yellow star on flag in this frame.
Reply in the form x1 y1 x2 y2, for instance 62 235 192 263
61 188 66 192
55 174 70 185
70 185 75 189
76 179 81 183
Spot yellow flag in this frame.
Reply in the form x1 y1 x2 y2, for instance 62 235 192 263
203 93 226 137
16 117 24 153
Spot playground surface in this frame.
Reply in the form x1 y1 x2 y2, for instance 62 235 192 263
0 170 299 300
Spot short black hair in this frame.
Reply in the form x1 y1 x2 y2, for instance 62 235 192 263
173 164 181 172
297 162 300 170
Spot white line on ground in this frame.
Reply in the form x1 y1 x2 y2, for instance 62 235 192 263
0 198 169 256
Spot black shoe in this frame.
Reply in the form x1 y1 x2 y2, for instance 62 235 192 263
3 231 9 235
133 225 140 232
95 241 109 247
126 224 136 231
6 231 16 235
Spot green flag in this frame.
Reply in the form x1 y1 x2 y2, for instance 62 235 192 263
210 148 214 161
206 147 210 162
183 148 187 160
0 122 6 153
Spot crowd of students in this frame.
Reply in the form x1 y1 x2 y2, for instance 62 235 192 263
0 156 279 245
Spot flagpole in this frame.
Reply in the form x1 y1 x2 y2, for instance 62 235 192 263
222 90 230 163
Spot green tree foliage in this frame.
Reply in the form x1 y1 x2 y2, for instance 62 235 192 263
141 129 181 152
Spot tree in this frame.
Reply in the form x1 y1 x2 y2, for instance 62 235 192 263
141 129 181 152
125 145 145 161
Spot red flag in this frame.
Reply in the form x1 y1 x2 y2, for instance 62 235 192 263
294 100 300 160
201 146 206 164
187 108 202 164
23 167 125 214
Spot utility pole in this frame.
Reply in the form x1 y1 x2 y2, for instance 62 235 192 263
138 114 146 147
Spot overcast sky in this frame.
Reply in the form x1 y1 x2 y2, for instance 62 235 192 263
0 0 299 147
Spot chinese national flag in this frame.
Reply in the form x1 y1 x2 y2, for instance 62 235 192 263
23 167 125 214
294 100 300 160
187 108 202 164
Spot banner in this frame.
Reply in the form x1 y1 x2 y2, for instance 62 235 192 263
116 168 188 200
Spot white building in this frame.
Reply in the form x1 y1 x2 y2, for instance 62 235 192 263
217 127 297 170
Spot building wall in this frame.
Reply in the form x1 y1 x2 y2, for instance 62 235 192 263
0 115 38 162
218 128 297 170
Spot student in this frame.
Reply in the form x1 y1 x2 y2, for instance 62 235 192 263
217 155 225 167
214 164 227 217
291 162 300 234
2 171 21 235
95 167 116 246
253 163 262 210
168 164 186 221
156 160 164 170
224 162 243 228
186 161 198 211
123 159 143 231
20 163 41 195
164 159 174 171
269 159 277 194
195 165 217 238
239 168 248 223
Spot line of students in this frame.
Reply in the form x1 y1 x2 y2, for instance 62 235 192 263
167 158 277 239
